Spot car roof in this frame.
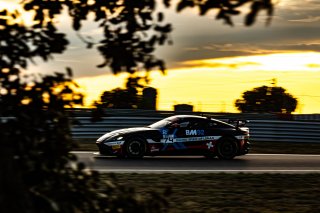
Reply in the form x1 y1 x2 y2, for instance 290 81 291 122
165 115 234 127
164 115 203 120
165 115 219 122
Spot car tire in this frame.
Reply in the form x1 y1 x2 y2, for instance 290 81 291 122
124 138 146 158
216 137 238 160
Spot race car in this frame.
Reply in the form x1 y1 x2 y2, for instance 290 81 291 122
96 115 250 159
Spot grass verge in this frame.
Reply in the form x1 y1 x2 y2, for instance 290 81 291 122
77 139 320 212
101 173 320 213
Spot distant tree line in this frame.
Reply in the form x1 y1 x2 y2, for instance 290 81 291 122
95 76 158 110
235 85 298 113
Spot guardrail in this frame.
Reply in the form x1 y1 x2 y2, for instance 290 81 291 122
2 109 320 143
72 116 161 139
246 120 320 143
68 108 320 121
72 116 320 143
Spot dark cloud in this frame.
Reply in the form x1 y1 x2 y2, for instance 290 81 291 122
27 1 320 78
181 60 260 69
155 3 320 69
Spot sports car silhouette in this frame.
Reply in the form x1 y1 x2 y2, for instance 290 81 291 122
96 115 250 159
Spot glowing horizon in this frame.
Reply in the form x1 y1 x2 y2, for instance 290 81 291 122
3 0 320 114
76 51 320 114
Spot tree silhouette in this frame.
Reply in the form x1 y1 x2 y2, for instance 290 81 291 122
1 0 274 212
21 0 274 74
96 76 158 110
98 76 144 109
0 7 168 213
235 86 298 113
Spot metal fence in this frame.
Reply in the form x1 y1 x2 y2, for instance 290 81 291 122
72 116 320 143
246 120 320 143
2 109 320 143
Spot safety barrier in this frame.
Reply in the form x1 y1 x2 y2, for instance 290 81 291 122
2 109 320 143
246 120 320 143
72 116 320 143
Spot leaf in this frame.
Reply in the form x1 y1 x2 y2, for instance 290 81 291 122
163 0 170 7
266 3 274 26
34 11 44 21
216 10 225 20
158 60 166 74
23 3 33 10
95 9 106 21
267 4 274 16
226 9 240 15
245 1 262 26
200 4 209 16
149 35 157 46
245 11 256 26
47 21 56 32
87 42 93 49
0 18 7 26
72 19 81 31
141 12 153 21
176 0 194 13
158 12 164 22
158 34 167 45
97 61 108 68
154 24 172 33
66 67 73 77
224 16 233 26
0 10 7 16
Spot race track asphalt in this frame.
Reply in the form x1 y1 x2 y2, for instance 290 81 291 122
72 152 320 173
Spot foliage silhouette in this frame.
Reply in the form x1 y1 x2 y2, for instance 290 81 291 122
235 86 298 113
0 7 169 213
1 0 274 212
22 0 274 74
95 76 156 109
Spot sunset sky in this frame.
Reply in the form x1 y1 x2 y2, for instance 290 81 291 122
2 0 320 113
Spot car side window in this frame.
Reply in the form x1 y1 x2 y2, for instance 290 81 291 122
208 121 218 128
179 122 190 128
168 121 180 128
189 119 207 129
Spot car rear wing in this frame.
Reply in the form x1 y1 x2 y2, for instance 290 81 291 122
228 119 249 128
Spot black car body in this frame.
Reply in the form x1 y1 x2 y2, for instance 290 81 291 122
96 115 250 159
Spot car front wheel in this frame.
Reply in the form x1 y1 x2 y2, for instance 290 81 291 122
124 138 146 158
216 137 238 160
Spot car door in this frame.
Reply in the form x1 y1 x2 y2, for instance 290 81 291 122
181 118 209 153
157 117 192 154
164 118 208 155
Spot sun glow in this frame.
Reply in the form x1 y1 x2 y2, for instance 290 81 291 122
0 0 36 26
184 52 320 72
0 0 18 10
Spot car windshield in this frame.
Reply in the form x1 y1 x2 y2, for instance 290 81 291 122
148 118 171 129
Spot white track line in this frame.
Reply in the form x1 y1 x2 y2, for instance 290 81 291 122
71 151 320 157
247 154 320 157
92 169 320 173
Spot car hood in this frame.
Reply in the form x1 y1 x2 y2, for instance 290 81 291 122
97 127 153 142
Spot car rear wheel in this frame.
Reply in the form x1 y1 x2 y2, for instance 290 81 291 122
216 137 238 160
124 138 146 158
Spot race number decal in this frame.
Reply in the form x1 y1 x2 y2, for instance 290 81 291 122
161 135 175 143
